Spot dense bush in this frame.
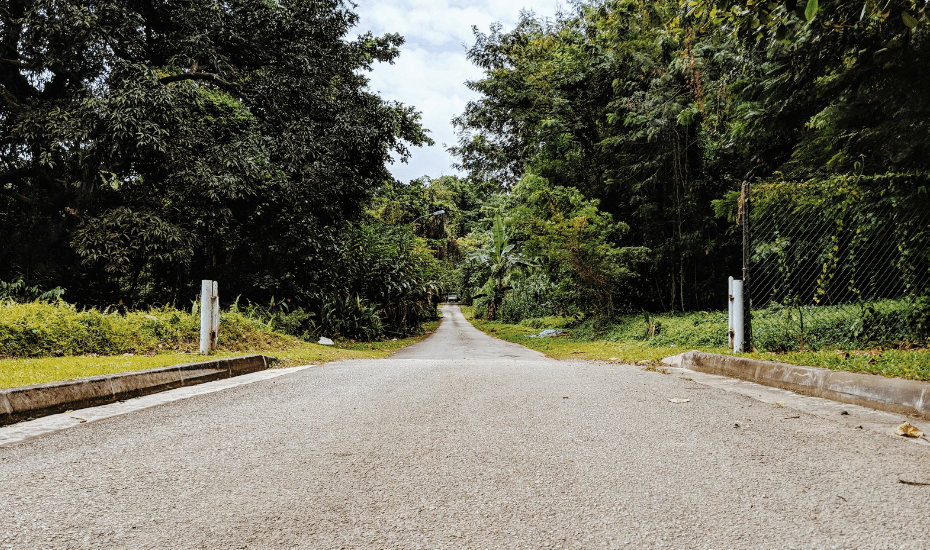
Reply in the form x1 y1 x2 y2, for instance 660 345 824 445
0 300 288 358
498 274 555 324
563 311 729 349
0 280 66 303
752 298 929 352
317 295 385 341
539 298 930 353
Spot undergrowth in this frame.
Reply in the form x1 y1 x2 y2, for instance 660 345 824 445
0 300 290 358
461 306 930 381
0 300 440 388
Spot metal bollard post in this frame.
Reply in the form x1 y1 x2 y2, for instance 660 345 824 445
732 279 744 353
200 280 212 354
211 281 219 350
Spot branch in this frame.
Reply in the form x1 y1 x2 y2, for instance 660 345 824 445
1 58 31 68
159 72 240 92
0 167 37 204
0 87 21 110
1 186 34 205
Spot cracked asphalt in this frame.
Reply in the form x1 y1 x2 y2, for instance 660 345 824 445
1 305 928 549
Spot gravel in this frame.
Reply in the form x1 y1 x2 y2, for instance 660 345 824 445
0 305 927 549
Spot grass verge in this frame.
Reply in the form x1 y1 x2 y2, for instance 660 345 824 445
461 307 930 381
0 318 439 389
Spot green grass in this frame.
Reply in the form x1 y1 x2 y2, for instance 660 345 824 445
0 300 440 389
461 307 930 381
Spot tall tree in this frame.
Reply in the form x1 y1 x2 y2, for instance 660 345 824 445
0 0 431 305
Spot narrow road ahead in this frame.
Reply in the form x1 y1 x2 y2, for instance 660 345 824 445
1 305 927 549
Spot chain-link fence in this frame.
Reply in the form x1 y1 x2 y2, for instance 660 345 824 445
748 175 930 352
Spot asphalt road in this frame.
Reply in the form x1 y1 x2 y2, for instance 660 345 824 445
1 305 928 549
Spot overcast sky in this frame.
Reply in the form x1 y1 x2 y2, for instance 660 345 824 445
354 0 563 183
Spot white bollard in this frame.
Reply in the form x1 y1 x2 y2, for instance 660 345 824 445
728 276 734 351
200 280 213 355
732 279 744 353
211 281 219 350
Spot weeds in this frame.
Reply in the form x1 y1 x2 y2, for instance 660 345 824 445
461 306 930 381
0 300 289 358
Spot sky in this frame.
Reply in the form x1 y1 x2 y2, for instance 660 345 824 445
354 0 563 183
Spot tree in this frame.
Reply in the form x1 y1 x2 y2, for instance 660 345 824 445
0 0 431 306
452 1 740 311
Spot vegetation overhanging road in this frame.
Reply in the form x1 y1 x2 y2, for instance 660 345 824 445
0 305 927 548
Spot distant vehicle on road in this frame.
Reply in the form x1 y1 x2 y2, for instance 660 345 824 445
446 294 459 303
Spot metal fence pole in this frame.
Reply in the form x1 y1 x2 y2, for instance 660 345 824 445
741 180 752 352
733 279 744 352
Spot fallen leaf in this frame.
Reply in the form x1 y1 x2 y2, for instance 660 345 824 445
775 401 786 406
895 423 924 438
668 398 690 404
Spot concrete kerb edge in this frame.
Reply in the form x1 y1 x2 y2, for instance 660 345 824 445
664 351 930 420
0 354 276 426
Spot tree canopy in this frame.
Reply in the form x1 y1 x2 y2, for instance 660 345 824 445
0 0 431 309
450 0 930 314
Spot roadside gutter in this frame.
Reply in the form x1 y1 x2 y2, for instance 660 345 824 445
663 351 930 420
0 355 275 426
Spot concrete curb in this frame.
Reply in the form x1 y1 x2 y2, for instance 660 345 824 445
663 351 930 420
0 354 275 426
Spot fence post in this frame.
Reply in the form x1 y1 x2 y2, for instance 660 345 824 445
200 280 213 355
741 179 752 352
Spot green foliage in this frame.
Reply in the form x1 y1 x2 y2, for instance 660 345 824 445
753 298 928 352
342 220 448 337
467 213 534 320
317 295 385 342
906 295 930 341
235 297 317 341
453 0 930 319
0 0 431 310
750 174 929 317
464 306 930 381
0 299 282 358
452 2 746 311
497 273 556 324
0 279 65 302
511 175 650 316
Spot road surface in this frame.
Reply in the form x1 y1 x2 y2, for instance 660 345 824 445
1 305 928 549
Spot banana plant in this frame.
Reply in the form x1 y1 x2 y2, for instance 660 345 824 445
468 214 534 320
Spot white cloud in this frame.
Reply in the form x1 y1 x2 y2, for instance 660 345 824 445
354 0 562 182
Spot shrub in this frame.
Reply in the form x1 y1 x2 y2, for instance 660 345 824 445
317 295 384 341
750 298 925 352
0 299 285 358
